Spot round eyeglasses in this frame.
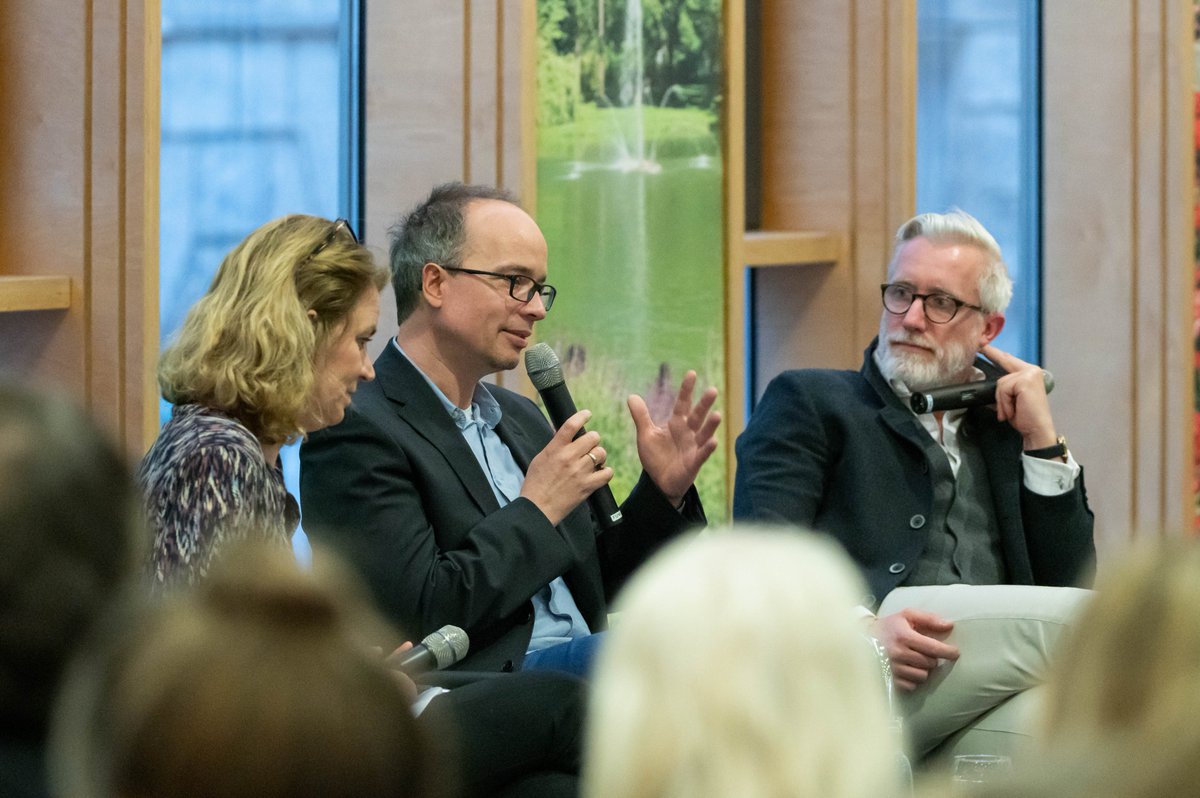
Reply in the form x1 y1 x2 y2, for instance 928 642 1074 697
880 283 982 324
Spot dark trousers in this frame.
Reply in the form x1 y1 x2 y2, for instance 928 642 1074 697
419 670 585 798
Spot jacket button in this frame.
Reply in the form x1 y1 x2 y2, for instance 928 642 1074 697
888 562 906 574
501 660 514 673
521 610 533 624
909 514 926 529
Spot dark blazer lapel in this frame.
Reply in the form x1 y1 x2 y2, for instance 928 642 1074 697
373 345 503 515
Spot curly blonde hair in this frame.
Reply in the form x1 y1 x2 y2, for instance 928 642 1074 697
158 215 389 444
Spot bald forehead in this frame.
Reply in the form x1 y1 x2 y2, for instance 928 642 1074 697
464 197 534 230
461 197 549 276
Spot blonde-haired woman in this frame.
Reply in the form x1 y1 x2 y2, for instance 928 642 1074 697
583 526 902 798
142 215 389 586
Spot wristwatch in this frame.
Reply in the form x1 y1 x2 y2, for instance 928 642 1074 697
1025 435 1067 461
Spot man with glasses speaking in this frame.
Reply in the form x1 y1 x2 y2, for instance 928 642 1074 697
301 182 720 678
734 210 1095 762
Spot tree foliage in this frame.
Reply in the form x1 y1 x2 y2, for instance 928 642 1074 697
537 0 722 116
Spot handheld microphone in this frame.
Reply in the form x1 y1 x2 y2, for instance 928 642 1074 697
387 625 470 676
910 370 1054 414
524 343 624 528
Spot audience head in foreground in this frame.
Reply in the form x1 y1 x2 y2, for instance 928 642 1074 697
51 541 441 798
937 540 1200 798
1038 539 1200 797
1041 540 1200 741
144 214 390 585
584 527 900 798
0 384 141 795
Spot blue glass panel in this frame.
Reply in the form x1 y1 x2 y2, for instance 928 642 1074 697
917 0 1040 362
160 0 351 563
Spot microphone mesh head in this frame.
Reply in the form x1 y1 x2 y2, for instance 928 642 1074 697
423 625 470 668
523 342 564 390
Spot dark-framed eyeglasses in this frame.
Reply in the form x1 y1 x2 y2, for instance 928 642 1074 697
880 283 983 324
302 218 359 266
442 265 557 311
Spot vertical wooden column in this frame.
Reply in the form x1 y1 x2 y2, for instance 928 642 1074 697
0 0 159 457
362 0 532 351
1042 0 1192 551
723 0 917 486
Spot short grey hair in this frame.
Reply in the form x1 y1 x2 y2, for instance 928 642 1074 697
889 209 1013 313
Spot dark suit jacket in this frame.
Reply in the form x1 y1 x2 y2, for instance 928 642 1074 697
732 340 1095 606
300 345 702 672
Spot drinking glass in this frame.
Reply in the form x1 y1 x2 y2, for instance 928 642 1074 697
951 754 1012 794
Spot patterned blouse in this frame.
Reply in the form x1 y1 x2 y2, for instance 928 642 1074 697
140 403 299 587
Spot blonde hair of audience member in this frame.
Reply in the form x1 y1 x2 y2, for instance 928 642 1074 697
50 541 443 798
913 541 1200 798
1041 541 1200 739
158 214 389 443
583 527 900 798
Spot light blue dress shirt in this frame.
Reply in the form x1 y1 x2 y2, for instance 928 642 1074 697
392 341 591 652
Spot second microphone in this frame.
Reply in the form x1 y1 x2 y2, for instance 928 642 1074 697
524 343 624 528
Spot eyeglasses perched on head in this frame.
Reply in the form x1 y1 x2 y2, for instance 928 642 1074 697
442 265 557 311
302 218 360 267
880 282 983 324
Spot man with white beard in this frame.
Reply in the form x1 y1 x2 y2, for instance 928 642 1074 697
733 210 1094 764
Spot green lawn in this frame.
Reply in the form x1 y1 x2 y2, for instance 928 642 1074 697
536 103 727 513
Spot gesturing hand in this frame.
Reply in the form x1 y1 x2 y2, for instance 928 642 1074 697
628 370 721 508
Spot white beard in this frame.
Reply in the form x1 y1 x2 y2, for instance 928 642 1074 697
877 325 978 392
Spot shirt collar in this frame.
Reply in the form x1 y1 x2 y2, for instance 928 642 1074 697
392 338 503 431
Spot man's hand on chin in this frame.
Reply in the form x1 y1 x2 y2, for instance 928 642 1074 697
982 344 1059 448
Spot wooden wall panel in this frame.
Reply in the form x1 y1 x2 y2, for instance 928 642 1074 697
467 1 499 184
363 0 530 359
1042 0 1192 552
0 0 158 457
738 0 915 408
752 0 858 385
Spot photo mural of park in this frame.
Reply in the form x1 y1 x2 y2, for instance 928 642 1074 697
535 0 727 511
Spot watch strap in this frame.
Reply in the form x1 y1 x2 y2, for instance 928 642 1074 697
1025 435 1067 460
